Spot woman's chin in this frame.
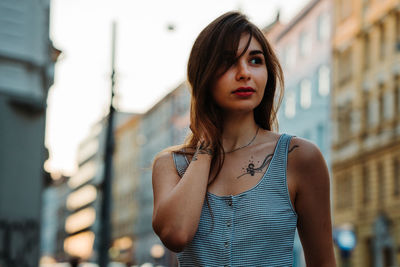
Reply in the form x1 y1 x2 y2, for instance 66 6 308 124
223 106 256 115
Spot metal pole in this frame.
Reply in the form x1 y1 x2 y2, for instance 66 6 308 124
99 21 117 267
342 258 350 267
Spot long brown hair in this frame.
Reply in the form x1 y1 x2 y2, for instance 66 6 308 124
184 11 284 184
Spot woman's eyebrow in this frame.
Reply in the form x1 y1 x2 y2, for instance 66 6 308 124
249 50 264 56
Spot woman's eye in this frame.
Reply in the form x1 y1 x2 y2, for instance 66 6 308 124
250 57 263 65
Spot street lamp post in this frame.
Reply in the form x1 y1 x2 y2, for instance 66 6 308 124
99 21 117 267
334 227 357 267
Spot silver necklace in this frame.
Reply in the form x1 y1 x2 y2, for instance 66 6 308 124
225 127 259 154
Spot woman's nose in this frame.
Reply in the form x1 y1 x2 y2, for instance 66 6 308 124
235 61 251 81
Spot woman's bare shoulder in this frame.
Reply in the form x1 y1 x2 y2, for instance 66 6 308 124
152 146 183 184
288 136 323 161
287 136 329 184
154 144 185 162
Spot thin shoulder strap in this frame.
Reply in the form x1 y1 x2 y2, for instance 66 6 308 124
282 134 293 153
268 133 292 169
277 133 294 158
278 133 294 171
172 151 189 178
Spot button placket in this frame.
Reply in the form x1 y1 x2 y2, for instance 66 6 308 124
223 196 234 267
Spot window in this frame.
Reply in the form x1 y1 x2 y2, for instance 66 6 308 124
396 12 400 51
396 75 400 116
338 47 353 84
299 31 312 57
383 247 394 267
394 158 400 196
379 23 386 60
300 79 312 109
285 91 296 118
368 98 378 126
364 34 370 70
378 86 384 122
351 107 361 134
317 14 331 41
363 92 369 130
383 90 393 120
362 165 370 204
365 238 374 267
318 65 330 96
284 44 296 69
336 173 353 209
377 162 385 209
338 101 352 142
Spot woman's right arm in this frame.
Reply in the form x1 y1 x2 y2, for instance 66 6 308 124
151 150 211 252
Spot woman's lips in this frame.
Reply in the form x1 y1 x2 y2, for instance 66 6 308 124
232 87 255 97
234 91 254 97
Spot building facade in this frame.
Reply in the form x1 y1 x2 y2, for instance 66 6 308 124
40 175 70 264
332 0 400 266
64 113 134 263
64 119 105 262
111 114 141 265
135 81 190 266
267 0 332 167
264 0 333 266
0 0 58 266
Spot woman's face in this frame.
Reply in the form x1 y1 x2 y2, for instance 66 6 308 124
212 33 268 113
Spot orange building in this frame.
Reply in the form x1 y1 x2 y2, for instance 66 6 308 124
332 0 400 266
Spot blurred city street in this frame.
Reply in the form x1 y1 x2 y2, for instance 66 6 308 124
0 0 400 266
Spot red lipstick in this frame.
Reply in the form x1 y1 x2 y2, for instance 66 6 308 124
232 87 255 97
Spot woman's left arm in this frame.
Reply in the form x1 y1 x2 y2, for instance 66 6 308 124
288 138 336 267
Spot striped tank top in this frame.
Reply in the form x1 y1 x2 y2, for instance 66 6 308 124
172 134 297 267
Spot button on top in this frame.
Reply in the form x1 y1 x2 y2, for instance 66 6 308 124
228 200 233 206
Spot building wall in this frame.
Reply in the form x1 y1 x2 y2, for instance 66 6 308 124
64 112 134 262
332 0 400 265
40 177 70 263
0 0 56 266
64 119 106 262
111 114 141 264
265 1 333 266
135 82 190 265
272 0 332 163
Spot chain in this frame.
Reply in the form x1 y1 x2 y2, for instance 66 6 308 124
225 127 259 154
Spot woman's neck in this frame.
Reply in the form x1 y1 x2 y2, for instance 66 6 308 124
221 111 259 153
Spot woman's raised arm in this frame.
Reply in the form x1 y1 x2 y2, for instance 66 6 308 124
152 150 211 252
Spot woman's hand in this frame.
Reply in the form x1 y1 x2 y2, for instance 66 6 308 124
192 139 213 161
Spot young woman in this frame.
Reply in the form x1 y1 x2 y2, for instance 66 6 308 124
152 11 336 266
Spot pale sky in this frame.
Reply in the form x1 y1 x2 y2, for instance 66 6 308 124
45 0 309 175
